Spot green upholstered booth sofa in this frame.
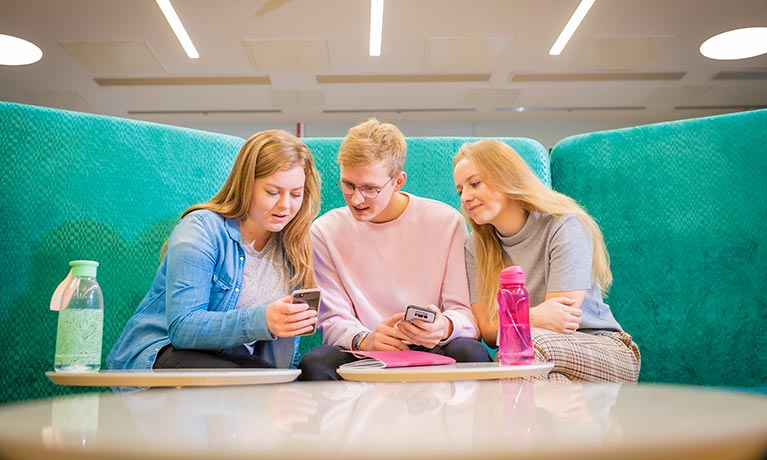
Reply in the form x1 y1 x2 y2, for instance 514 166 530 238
1 101 765 403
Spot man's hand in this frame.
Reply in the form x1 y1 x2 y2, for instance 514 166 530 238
397 305 453 349
360 313 409 351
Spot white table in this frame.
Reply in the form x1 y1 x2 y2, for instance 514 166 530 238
45 369 301 387
0 382 765 459
338 361 553 382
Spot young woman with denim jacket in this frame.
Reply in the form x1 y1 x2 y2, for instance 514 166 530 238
108 130 321 370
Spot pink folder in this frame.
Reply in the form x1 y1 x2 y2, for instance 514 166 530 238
340 350 456 369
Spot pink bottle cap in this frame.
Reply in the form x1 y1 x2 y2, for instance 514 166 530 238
499 265 525 285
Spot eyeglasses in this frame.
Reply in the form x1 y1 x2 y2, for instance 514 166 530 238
337 176 394 199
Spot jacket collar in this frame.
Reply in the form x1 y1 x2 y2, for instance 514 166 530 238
224 217 242 243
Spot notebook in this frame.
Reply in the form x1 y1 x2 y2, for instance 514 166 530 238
339 350 456 369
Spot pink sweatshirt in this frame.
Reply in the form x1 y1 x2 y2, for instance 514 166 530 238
310 193 479 349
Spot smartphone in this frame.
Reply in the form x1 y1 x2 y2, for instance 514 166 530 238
292 288 322 336
405 305 436 323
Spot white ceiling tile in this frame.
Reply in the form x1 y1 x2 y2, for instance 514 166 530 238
425 37 511 72
570 37 672 71
244 39 331 72
61 41 166 75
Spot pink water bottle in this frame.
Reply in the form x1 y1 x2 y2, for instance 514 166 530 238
497 266 534 365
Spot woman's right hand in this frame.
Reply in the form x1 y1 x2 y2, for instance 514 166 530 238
266 295 318 338
530 297 582 334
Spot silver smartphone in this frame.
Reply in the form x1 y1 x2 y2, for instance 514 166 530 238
405 305 436 323
292 288 322 336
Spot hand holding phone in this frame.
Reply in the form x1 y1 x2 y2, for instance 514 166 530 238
399 305 450 349
405 305 436 323
291 288 322 336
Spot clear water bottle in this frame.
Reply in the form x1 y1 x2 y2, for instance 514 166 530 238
497 265 534 365
53 260 104 372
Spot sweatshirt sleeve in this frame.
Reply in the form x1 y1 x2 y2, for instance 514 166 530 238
465 234 479 305
438 217 480 341
547 216 594 292
310 224 366 349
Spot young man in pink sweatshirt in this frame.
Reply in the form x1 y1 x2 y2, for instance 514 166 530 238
298 119 490 380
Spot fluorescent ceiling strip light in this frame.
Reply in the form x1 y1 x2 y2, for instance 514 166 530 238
128 109 282 114
155 0 199 59
675 105 766 110
369 0 384 56
497 106 644 112
324 108 473 114
549 0 595 56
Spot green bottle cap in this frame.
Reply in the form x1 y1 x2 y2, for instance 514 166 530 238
69 260 99 278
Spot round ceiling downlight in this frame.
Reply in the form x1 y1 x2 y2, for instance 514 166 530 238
0 34 43 65
700 27 767 60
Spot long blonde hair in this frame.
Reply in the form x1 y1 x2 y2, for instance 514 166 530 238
453 140 611 321
180 130 321 289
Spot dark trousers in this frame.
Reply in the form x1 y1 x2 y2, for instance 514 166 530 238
154 344 275 369
297 337 491 381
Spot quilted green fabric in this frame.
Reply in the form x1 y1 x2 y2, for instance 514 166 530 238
550 109 767 387
1 102 551 403
299 136 551 354
0 102 245 403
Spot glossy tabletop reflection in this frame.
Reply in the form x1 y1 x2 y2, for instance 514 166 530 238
0 381 766 460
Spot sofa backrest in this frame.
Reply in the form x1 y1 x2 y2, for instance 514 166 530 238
550 109 767 387
0 102 550 403
0 102 245 402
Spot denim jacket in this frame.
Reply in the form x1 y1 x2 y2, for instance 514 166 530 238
107 209 299 370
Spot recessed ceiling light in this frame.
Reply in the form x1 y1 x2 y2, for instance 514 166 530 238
369 0 384 57
700 27 767 60
0 34 43 65
155 0 199 59
549 0 595 56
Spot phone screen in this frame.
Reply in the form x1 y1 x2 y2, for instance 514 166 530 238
292 288 321 336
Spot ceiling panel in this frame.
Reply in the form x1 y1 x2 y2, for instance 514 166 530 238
0 0 764 127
